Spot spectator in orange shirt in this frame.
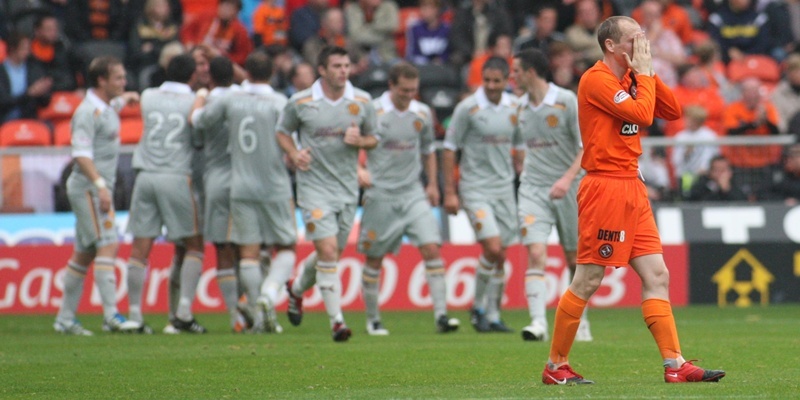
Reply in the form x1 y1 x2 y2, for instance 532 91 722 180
252 0 288 47
181 0 254 65
663 66 725 136
632 0 694 45
466 31 513 92
722 77 782 196
30 13 75 92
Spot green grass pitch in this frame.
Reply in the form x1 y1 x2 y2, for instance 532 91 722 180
1 305 798 399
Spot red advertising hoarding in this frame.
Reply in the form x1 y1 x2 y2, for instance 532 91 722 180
0 243 687 314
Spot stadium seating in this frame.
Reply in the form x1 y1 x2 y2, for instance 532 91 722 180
354 64 392 99
38 91 83 123
120 118 143 144
53 120 72 147
394 7 420 59
0 39 6 63
119 102 142 120
0 119 52 146
727 55 781 83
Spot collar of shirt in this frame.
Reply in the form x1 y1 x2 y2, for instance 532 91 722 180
311 78 355 105
209 85 236 98
474 86 512 110
379 91 420 115
159 81 193 94
526 83 559 111
86 89 112 113
244 82 275 96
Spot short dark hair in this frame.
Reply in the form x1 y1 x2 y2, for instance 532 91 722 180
289 62 314 81
482 56 509 78
487 30 510 49
87 56 122 88
5 31 30 52
209 56 234 87
597 16 636 53
317 45 349 69
515 48 549 79
244 51 273 82
34 13 57 30
220 0 242 10
388 62 419 85
166 53 197 83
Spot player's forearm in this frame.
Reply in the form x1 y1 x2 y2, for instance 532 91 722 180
424 152 438 187
513 149 525 175
562 149 584 182
277 132 299 157
442 150 457 195
74 156 103 184
358 135 379 150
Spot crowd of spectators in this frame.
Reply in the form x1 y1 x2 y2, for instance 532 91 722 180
2 0 800 204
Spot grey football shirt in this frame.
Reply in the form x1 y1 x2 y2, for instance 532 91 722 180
132 82 197 175
68 89 121 189
366 92 434 199
277 79 378 207
517 83 584 188
197 83 291 201
443 87 520 200
193 85 240 176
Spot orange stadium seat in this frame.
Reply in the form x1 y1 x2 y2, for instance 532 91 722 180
0 120 52 146
120 118 143 144
727 55 781 83
0 40 6 63
119 102 142 119
38 91 83 122
53 120 72 146
395 7 420 58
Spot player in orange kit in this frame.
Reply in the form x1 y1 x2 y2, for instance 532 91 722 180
541 16 726 385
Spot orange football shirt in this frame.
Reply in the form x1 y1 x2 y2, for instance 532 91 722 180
577 61 681 173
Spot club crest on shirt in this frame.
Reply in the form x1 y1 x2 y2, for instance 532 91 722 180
413 119 424 132
599 244 613 258
311 208 324 219
306 222 316 233
509 114 518 126
348 103 360 115
473 209 486 219
546 114 559 128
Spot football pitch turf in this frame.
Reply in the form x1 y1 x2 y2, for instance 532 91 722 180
1 305 798 399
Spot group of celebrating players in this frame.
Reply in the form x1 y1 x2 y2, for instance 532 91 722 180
53 14 726 385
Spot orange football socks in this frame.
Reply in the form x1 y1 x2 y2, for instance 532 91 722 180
642 298 682 363
548 289 587 366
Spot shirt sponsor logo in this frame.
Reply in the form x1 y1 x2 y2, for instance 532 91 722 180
620 122 639 136
597 229 625 242
613 90 630 104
